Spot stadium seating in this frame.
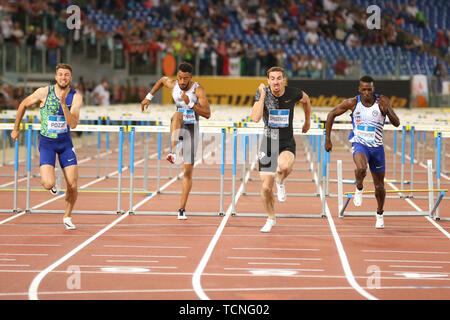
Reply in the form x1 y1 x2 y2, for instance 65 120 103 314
85 0 449 78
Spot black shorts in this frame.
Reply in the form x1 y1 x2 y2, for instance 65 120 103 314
258 136 296 173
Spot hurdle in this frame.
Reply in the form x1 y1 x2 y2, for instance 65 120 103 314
231 127 328 218
126 125 246 216
434 131 450 221
9 123 129 215
336 159 447 219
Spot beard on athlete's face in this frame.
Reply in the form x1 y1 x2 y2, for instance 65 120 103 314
55 74 71 90
179 81 190 90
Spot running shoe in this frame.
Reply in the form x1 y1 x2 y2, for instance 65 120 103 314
50 186 58 196
375 213 384 229
276 181 286 202
63 217 76 230
353 187 363 207
260 218 276 233
178 208 187 220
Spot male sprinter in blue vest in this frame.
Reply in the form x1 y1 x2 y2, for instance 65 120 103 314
325 75 400 228
11 63 83 230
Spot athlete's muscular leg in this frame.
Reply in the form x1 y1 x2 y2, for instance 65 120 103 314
353 152 368 190
40 164 56 190
371 171 386 212
170 111 183 152
276 150 295 184
260 173 275 219
180 163 194 209
62 165 78 219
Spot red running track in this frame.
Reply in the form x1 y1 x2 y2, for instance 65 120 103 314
0 130 449 300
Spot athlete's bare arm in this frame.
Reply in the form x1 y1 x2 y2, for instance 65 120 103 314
251 83 266 123
325 97 357 152
299 91 311 133
60 91 83 129
11 87 48 140
141 76 176 112
193 85 211 119
378 95 400 127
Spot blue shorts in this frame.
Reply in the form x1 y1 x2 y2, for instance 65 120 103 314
39 135 77 169
352 142 385 173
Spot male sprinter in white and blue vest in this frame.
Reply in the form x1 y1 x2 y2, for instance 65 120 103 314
140 62 211 220
325 75 400 228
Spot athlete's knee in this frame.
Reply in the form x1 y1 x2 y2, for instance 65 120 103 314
277 162 291 175
355 166 367 177
374 183 385 194
41 179 55 190
261 182 273 195
183 166 193 178
66 180 78 192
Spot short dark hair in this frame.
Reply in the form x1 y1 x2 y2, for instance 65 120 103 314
359 75 374 83
56 63 72 74
266 66 286 78
178 62 193 74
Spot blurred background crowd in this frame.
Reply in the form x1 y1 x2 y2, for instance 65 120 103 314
0 0 448 107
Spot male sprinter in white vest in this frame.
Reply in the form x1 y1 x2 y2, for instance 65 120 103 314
325 75 400 228
11 63 83 230
140 62 211 220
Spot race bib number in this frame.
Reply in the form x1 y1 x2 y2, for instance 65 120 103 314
268 109 289 128
48 115 68 133
356 125 375 143
181 109 196 124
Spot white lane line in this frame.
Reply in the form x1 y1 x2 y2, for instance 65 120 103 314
0 264 29 267
105 260 159 263
224 267 323 272
7 284 450 298
192 157 257 300
91 254 186 258
0 244 60 247
27 211 131 300
389 265 443 269
0 253 48 256
323 200 377 300
28 139 217 300
228 256 322 261
103 245 190 249
362 249 450 254
365 259 450 264
248 262 301 266
387 182 450 240
77 265 177 269
232 247 319 251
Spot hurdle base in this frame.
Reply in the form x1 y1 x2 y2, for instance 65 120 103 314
340 211 431 217
131 211 224 217
232 212 325 218
28 209 124 215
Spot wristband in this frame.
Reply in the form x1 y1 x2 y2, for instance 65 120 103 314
145 92 154 101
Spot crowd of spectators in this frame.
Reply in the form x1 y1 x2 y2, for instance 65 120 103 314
77 0 446 77
0 0 448 107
